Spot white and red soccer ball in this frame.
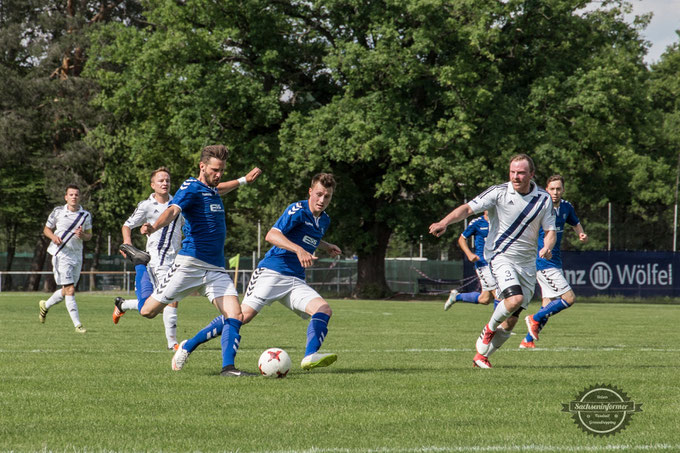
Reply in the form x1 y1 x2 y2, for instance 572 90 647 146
258 348 292 378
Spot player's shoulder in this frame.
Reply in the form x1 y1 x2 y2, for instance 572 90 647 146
561 199 575 210
284 200 306 216
477 182 507 199
469 216 485 227
177 177 199 192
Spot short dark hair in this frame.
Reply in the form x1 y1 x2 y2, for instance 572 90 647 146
509 153 535 173
65 184 80 193
201 145 229 164
311 173 336 190
546 174 564 187
150 166 171 182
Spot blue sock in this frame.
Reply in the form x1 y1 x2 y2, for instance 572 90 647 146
524 318 549 343
533 299 571 323
493 299 500 310
184 315 225 353
304 312 330 356
221 318 242 368
135 265 153 311
457 292 480 304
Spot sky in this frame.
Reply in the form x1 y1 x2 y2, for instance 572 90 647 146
621 0 680 64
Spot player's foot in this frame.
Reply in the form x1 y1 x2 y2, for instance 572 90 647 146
38 300 48 323
168 343 179 351
519 339 535 349
119 243 151 266
525 315 541 341
444 289 458 311
472 353 492 368
475 323 495 354
301 352 337 370
112 297 125 324
171 340 190 371
75 325 87 334
220 365 257 377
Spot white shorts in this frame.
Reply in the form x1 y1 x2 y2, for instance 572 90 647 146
151 257 237 305
241 268 323 320
475 265 497 292
148 263 172 289
490 259 536 309
537 267 572 299
51 254 81 286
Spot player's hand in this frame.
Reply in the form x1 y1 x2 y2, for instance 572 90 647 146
74 226 83 238
326 243 342 258
140 223 154 235
579 233 588 243
52 236 62 245
429 222 447 237
469 254 480 263
296 249 318 268
538 247 552 260
246 167 262 184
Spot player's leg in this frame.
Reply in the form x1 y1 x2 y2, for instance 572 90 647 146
163 301 179 350
59 260 85 333
525 269 572 341
113 265 153 323
172 314 226 371
40 256 66 323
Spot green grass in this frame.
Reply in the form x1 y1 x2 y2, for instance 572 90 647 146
1 292 679 452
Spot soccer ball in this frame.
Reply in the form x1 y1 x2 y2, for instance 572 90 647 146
258 348 292 378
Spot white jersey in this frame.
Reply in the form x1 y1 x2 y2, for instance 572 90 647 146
46 205 93 259
124 194 183 268
468 182 555 266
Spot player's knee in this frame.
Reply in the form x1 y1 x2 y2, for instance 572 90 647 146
562 292 575 305
140 306 156 319
315 302 332 317
478 292 492 305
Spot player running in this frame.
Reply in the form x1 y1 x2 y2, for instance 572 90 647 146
521 175 588 348
429 154 556 368
38 184 93 333
139 145 261 377
444 211 500 311
171 173 342 372
112 167 184 350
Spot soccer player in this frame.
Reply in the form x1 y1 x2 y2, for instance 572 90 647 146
38 184 93 333
112 167 184 350
429 154 556 368
444 211 500 311
139 145 262 377
171 173 342 372
521 175 588 348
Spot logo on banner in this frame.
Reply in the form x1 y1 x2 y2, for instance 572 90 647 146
590 261 613 290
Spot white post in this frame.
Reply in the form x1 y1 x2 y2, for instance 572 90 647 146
257 220 261 259
674 204 678 252
252 250 256 270
463 198 468 229
608 202 612 251
419 235 423 258
107 234 111 255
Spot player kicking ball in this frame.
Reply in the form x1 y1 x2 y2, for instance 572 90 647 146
172 173 342 372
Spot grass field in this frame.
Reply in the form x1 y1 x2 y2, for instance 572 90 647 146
1 292 679 452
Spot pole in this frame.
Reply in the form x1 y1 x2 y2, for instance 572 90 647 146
107 234 111 255
608 202 612 251
257 220 261 259
419 235 423 258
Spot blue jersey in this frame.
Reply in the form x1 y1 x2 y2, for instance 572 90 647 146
258 200 331 280
536 200 579 270
171 177 227 268
461 216 489 268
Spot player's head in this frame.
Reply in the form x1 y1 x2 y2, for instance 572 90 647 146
545 174 565 204
150 167 171 195
508 154 535 194
308 173 335 216
64 184 80 207
199 145 228 187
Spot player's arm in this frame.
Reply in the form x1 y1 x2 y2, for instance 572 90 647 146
572 223 588 242
265 228 317 268
539 229 557 260
121 225 133 245
429 204 474 238
141 205 181 235
457 234 479 263
217 167 262 195
319 240 342 258
43 225 62 245
75 227 92 241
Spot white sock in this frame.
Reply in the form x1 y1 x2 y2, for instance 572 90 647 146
163 306 178 347
121 299 138 311
65 295 81 327
488 301 513 331
45 290 63 309
486 327 512 357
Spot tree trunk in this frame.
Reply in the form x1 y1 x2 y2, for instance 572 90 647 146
2 224 17 291
354 222 392 299
89 233 101 291
28 235 51 291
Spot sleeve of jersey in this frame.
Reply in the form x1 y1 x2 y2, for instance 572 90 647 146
45 208 58 228
272 204 302 235
170 186 192 212
84 212 93 230
541 201 557 231
468 186 497 214
566 204 580 226
124 202 147 229
461 222 476 238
